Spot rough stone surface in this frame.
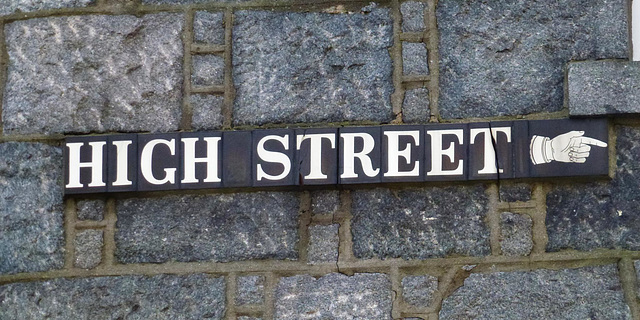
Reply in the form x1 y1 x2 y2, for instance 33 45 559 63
115 192 299 264
402 87 430 123
233 9 393 126
308 224 339 264
238 317 261 320
401 275 438 308
74 229 103 269
275 273 392 319
76 199 104 221
191 94 224 130
500 212 533 256
0 142 64 275
192 54 225 87
440 265 631 319
236 275 265 305
194 11 224 44
499 183 532 202
438 0 628 119
310 190 340 215
3 14 183 135
352 186 490 259
547 126 640 252
0 0 93 16
569 61 640 116
401 1 426 32
402 42 429 75
0 274 226 319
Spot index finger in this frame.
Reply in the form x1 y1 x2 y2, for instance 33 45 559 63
578 137 608 147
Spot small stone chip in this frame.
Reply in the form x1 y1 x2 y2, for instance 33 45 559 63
76 200 105 221
402 42 429 75
402 88 430 123
194 11 225 44
308 224 340 264
75 229 103 269
236 276 265 305
191 94 224 130
192 54 225 87
310 190 340 215
500 212 533 256
401 1 427 32
402 275 438 308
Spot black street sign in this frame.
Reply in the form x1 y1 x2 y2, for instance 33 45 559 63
63 119 610 194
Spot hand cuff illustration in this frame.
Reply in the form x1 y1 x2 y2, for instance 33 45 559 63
530 131 607 165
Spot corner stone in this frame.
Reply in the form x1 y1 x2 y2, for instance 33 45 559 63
115 192 300 264
0 274 226 319
232 9 393 126
351 186 490 260
569 61 640 116
3 13 184 135
0 142 64 275
440 265 631 319
275 273 392 319
437 0 628 118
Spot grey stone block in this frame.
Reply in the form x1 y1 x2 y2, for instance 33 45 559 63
232 9 393 126
437 0 628 118
76 199 104 221
236 275 265 305
499 183 532 202
311 190 340 215
115 192 299 264
191 94 224 130
0 0 93 16
275 273 392 319
402 42 429 75
194 11 225 44
3 13 183 135
238 317 261 320
0 142 64 275
402 88 430 123
0 274 226 319
500 212 533 256
308 224 339 264
440 265 631 319
546 126 640 252
402 275 438 308
352 186 490 259
192 54 225 87
401 1 427 33
74 229 103 269
569 61 640 116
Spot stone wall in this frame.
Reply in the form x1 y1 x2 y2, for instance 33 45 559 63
1 0 639 319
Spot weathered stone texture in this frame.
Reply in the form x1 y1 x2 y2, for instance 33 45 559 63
3 13 183 135
310 190 340 215
76 199 104 221
194 11 224 44
438 0 628 118
440 265 631 319
0 0 93 16
232 9 393 126
0 142 64 275
236 275 265 305
636 260 640 298
499 183 532 202
401 1 427 32
352 186 490 260
0 274 226 319
74 229 103 269
115 192 300 264
547 126 640 252
569 61 640 116
402 88 430 123
238 317 261 320
402 275 438 308
402 42 429 75
275 273 392 319
192 54 225 86
308 224 339 264
191 94 224 130
500 212 533 256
